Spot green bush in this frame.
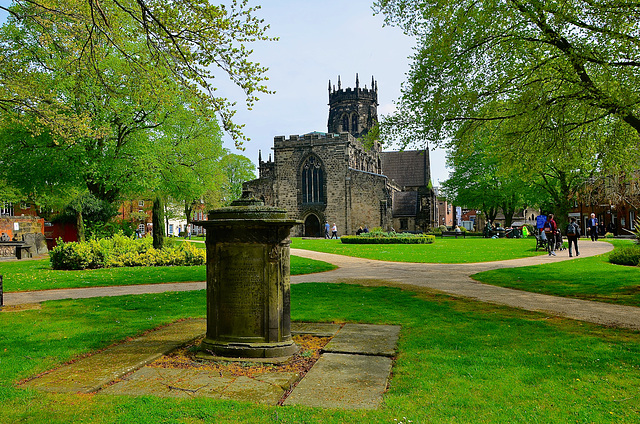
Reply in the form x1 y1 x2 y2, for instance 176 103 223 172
49 234 205 270
341 232 435 244
608 245 640 266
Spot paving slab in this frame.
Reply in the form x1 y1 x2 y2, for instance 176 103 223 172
21 320 400 410
100 367 298 405
290 322 342 337
21 319 206 393
323 323 401 357
283 353 392 410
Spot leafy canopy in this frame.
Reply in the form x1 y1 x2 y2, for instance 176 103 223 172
374 0 640 159
0 0 274 145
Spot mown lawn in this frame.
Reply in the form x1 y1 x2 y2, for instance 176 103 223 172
0 283 638 423
0 255 336 292
291 237 546 263
473 240 640 307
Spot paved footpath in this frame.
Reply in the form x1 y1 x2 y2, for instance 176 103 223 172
4 241 640 331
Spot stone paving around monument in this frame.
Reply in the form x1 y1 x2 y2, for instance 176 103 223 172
20 320 400 409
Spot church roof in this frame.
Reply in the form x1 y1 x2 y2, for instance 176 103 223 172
392 191 419 216
380 150 430 188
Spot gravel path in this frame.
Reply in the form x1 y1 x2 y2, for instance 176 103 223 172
4 240 639 331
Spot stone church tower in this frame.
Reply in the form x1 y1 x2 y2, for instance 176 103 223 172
244 75 436 237
327 74 378 138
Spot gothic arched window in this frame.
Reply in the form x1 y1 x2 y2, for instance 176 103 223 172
341 114 349 132
351 114 358 134
301 156 325 204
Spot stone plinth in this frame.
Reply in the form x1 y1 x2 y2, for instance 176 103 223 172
193 199 301 358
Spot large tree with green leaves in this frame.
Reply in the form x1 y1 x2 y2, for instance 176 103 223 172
446 98 615 228
441 139 530 228
374 0 640 161
0 0 271 240
0 0 272 145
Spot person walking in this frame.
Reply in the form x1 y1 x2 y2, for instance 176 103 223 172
331 223 338 239
566 217 581 257
543 214 558 256
587 213 599 241
324 221 330 239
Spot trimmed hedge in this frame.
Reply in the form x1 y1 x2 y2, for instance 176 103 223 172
341 232 435 244
608 245 640 266
49 233 205 270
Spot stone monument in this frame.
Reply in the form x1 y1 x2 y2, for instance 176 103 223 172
194 198 301 358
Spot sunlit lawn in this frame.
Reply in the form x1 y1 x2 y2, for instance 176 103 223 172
0 283 638 423
473 239 640 307
0 255 336 293
291 237 546 263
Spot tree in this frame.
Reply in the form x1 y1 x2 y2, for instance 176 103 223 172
441 134 530 227
374 0 640 161
0 0 273 145
220 154 256 204
150 100 227 238
445 98 611 229
151 195 164 249
0 0 267 235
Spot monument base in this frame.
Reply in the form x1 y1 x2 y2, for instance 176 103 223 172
200 338 299 359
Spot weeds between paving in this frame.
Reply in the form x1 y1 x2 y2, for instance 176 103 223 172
1 283 638 423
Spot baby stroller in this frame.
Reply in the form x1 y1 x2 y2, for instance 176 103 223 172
550 229 566 252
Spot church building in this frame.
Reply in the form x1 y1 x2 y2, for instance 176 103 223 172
243 75 437 237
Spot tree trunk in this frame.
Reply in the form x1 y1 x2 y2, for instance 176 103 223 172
184 201 194 227
76 209 85 242
152 195 165 249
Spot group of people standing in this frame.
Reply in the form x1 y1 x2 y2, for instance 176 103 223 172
541 214 579 257
541 212 600 257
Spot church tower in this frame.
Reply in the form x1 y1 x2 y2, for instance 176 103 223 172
327 74 378 138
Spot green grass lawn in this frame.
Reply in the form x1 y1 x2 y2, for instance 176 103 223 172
473 240 640 307
0 255 336 293
0 283 638 423
292 237 546 263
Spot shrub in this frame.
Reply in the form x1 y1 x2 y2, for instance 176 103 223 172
341 232 435 244
49 234 205 270
49 238 107 270
608 245 640 266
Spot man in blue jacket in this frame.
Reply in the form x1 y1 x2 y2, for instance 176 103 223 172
587 213 599 241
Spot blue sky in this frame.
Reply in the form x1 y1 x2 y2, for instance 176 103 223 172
0 0 450 184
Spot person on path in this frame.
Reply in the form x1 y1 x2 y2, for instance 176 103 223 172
588 213 599 241
566 217 581 257
543 214 558 256
331 223 338 239
324 221 330 239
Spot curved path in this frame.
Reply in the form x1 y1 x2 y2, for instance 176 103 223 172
291 241 640 331
4 241 640 331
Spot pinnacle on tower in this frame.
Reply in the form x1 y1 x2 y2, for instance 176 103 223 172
356 73 360 89
338 75 341 90
258 149 262 163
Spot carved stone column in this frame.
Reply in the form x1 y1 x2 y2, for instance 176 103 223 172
194 199 301 358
